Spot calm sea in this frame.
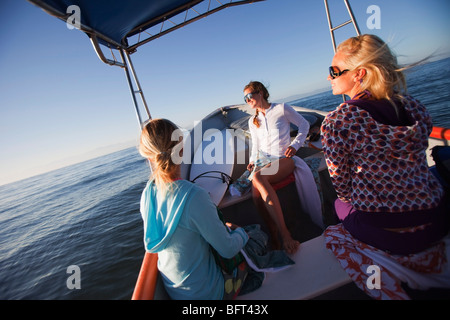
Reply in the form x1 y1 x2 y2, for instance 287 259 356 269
289 57 450 129
1 58 449 300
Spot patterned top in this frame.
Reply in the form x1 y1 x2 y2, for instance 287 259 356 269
321 95 444 213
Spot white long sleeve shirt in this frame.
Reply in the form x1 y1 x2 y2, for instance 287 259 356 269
248 103 310 163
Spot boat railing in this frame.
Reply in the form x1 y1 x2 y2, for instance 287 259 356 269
131 252 159 300
430 127 450 145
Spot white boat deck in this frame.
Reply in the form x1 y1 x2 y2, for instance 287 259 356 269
237 234 351 300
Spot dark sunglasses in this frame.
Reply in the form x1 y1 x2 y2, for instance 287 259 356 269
329 66 350 79
244 92 258 103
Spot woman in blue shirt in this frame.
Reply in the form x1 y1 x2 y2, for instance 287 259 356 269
139 118 249 300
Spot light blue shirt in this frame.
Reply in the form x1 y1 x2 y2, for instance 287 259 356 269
140 180 248 300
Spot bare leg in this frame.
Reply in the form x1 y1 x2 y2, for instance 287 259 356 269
252 186 281 250
252 158 299 254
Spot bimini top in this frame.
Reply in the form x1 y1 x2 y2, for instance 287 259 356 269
28 0 263 52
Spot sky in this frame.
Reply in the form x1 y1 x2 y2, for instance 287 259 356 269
1 0 450 186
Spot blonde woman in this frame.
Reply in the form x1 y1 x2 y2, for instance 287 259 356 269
322 34 447 255
139 118 249 300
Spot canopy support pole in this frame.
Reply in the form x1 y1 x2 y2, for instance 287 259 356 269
89 35 151 128
324 0 361 102
119 49 151 128
324 0 361 53
29 0 266 130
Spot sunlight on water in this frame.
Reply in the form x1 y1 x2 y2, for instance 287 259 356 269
0 58 449 299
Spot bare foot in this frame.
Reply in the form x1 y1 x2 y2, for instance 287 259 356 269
283 237 300 254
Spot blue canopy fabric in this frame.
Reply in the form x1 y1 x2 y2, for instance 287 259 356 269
28 0 203 48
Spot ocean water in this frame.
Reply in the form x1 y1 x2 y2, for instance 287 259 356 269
0 148 149 299
290 57 450 129
1 58 449 300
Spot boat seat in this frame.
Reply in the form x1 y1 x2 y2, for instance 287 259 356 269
272 172 296 190
219 173 295 209
236 234 352 300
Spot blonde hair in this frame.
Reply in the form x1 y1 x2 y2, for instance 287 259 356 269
337 34 407 101
139 118 181 191
244 81 270 128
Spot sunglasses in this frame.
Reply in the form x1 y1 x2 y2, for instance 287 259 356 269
244 92 258 103
329 66 350 79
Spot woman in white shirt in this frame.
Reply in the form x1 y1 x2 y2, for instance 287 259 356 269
244 81 311 254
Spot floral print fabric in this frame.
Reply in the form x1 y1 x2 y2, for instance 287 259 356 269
324 224 448 300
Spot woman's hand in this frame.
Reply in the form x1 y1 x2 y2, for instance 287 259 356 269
226 222 239 230
284 146 297 158
247 162 255 171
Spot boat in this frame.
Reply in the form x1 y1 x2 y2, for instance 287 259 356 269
132 104 450 300
27 0 450 300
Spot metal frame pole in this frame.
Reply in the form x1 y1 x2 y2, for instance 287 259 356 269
324 0 361 102
324 0 337 53
119 49 148 128
122 50 151 121
344 0 361 36
324 0 361 53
